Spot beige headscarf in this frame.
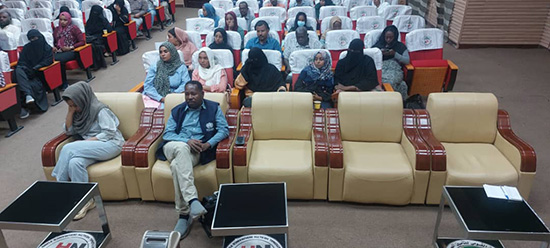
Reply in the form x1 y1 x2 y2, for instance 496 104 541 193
322 16 342 40
62 81 108 135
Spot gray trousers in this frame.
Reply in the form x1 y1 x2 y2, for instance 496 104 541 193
163 141 200 215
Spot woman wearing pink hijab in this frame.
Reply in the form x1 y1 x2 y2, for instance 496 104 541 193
53 12 85 89
167 27 198 76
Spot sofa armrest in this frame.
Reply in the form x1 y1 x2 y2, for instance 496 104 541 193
444 60 459 92
326 108 343 169
129 82 144 92
135 109 165 168
230 88 241 109
402 109 430 171
313 109 328 167
232 108 253 167
496 109 536 173
41 133 72 167
414 109 446 171
121 108 156 166
216 109 240 169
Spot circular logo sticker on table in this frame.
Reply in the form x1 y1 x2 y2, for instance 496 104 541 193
39 232 96 248
447 240 496 248
226 234 283 248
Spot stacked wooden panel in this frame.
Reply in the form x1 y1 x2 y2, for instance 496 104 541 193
541 10 550 49
448 0 550 47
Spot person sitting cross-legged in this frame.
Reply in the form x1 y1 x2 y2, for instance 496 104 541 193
155 81 229 239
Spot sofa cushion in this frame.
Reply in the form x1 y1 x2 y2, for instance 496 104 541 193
96 92 144 139
338 92 403 143
342 141 413 205
88 155 129 200
443 143 518 186
427 93 498 143
248 140 314 199
251 92 312 140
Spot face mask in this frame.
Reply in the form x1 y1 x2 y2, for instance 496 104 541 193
297 21 305 27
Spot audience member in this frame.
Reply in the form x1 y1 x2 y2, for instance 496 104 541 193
128 0 149 36
16 30 53 118
294 50 334 108
53 12 86 89
236 2 255 30
145 0 157 27
283 26 321 77
265 0 285 7
235 47 286 107
156 81 229 239
85 5 113 71
143 42 190 108
289 0 313 8
209 28 233 55
0 10 20 39
56 6 72 19
167 27 198 73
334 39 379 92
320 16 342 46
374 0 389 15
224 11 244 44
192 47 228 93
373 25 409 99
201 3 220 27
289 12 313 32
245 21 281 52
108 0 131 55
315 0 334 19
52 81 124 220
159 0 173 26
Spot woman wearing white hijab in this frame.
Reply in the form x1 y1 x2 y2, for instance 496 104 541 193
192 47 228 92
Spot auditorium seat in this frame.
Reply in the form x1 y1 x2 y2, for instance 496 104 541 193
41 92 153 200
134 93 238 201
327 92 430 205
205 30 243 67
416 93 536 204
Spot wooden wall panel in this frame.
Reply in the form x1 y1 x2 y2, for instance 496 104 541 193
541 10 550 48
448 0 466 44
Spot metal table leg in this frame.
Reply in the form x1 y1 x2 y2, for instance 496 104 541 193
432 193 446 246
0 230 7 248
94 194 110 237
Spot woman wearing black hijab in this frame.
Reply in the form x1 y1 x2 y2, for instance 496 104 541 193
334 39 379 92
56 6 71 19
373 25 409 100
108 0 130 55
86 5 113 70
208 28 233 55
289 12 313 32
15 30 53 117
235 47 286 107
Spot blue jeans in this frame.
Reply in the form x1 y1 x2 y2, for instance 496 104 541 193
148 8 156 24
52 140 122 182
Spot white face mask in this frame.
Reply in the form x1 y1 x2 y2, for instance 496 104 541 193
297 21 306 27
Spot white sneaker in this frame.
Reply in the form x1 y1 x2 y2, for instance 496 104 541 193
74 199 96 221
25 95 35 104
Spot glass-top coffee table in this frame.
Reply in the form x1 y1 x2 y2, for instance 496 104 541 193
0 181 110 248
211 182 288 248
433 186 550 248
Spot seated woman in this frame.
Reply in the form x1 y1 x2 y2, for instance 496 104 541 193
224 11 244 46
167 27 198 74
334 39 379 92
373 25 409 100
320 16 342 46
295 50 334 109
52 81 125 220
209 28 233 55
289 12 313 32
192 47 228 93
85 5 113 71
15 30 53 118
200 3 220 27
143 42 190 108
315 0 334 19
235 47 286 107
53 12 86 89
56 6 72 19
108 0 131 56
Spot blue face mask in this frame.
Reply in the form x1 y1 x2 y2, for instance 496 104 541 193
297 21 306 27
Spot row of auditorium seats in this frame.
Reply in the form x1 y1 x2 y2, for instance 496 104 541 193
40 91 536 206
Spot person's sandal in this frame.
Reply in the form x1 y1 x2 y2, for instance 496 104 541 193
74 199 95 221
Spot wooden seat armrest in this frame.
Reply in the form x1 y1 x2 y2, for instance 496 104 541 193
405 64 414 71
281 65 285 72
9 61 17 68
121 108 156 166
230 88 241 109
134 109 165 168
444 60 459 92
326 108 343 169
38 61 60 72
383 83 394 92
497 109 536 172
236 62 243 72
124 20 137 27
41 133 72 167
0 83 17 93
313 109 328 167
74 43 91 52
129 82 144 92
102 31 117 38
414 109 446 171
403 109 430 171
447 60 458 70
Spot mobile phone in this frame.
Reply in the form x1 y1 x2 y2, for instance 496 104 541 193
235 136 245 146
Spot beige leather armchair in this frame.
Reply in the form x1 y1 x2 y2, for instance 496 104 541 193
42 92 152 200
416 93 536 204
327 92 431 205
232 92 329 200
134 93 239 201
